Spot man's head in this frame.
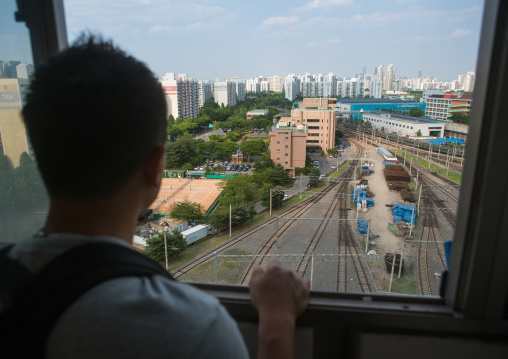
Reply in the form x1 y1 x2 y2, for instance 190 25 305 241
23 34 167 201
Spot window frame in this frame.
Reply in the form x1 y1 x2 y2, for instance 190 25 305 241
19 0 508 344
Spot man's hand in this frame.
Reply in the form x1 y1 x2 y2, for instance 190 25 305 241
249 261 310 359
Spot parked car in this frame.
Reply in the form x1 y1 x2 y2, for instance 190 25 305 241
199 166 205 170
226 165 232 171
194 166 199 170
243 167 248 172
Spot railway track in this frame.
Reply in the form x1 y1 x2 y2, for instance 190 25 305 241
416 199 448 296
343 127 465 172
172 180 339 279
238 137 375 293
342 124 466 167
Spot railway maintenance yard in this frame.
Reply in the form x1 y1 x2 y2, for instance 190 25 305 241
171 128 461 296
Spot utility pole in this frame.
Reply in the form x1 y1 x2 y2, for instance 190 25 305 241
410 206 415 237
270 189 272 216
229 204 232 238
365 220 370 252
300 173 303 198
388 253 396 293
416 168 419 189
214 252 218 283
417 184 423 211
310 252 315 287
275 215 279 249
398 242 404 279
164 229 168 271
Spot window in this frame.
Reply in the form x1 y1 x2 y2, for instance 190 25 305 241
12 1 508 352
277 141 280 144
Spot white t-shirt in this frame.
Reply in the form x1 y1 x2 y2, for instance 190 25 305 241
2 234 249 359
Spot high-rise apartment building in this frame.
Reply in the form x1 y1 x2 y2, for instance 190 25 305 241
323 73 337 98
198 80 212 108
214 81 237 107
233 80 245 101
370 76 383 98
161 73 200 119
268 75 283 93
284 74 301 101
260 81 270 92
384 64 396 91
0 78 33 167
245 79 260 94
464 72 476 92
15 64 34 80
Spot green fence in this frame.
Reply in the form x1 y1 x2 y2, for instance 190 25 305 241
205 191 224 220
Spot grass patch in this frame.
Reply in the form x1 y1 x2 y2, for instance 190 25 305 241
180 248 249 284
395 150 461 184
390 262 416 295
328 161 350 178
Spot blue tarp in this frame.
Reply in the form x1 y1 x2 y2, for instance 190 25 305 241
356 219 380 237
427 138 466 145
383 161 395 165
392 203 417 225
370 170 375 173
352 189 374 207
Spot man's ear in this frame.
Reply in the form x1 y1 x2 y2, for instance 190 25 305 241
143 145 166 188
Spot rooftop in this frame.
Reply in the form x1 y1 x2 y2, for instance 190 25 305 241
428 94 473 101
247 109 269 114
336 98 422 104
367 111 443 125
270 124 308 133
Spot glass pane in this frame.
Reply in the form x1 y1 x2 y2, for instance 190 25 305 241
0 1 48 243
63 0 483 296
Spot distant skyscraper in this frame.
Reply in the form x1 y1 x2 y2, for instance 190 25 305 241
198 80 212 108
260 81 270 92
268 75 284 93
232 80 245 101
161 73 200 119
418 70 423 78
284 74 301 101
384 64 396 91
15 63 34 80
213 81 237 107
370 76 383 98
464 72 476 92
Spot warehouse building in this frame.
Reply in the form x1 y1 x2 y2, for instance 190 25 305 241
336 98 425 121
361 111 444 137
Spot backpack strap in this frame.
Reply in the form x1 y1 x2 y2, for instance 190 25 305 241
0 242 174 359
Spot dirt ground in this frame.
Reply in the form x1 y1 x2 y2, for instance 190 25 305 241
357 144 405 254
149 178 222 214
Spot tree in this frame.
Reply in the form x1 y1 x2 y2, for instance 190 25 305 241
326 148 336 156
450 113 469 124
409 108 425 117
260 184 284 209
143 231 187 262
19 152 32 167
308 168 321 187
218 175 255 206
416 129 422 137
240 139 267 159
181 163 193 171
262 164 293 186
169 199 204 224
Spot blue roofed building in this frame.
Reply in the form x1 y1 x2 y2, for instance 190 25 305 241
336 98 426 121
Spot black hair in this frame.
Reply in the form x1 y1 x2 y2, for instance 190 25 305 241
23 34 167 200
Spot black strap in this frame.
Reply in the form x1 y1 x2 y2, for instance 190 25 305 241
0 242 173 359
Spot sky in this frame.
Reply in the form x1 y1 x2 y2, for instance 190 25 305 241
2 0 484 82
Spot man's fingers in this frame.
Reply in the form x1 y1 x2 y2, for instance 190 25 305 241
251 264 264 282
303 278 311 290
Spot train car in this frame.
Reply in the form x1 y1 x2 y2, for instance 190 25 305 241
376 146 397 164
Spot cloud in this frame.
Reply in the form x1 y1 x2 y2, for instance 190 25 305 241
262 16 299 26
326 38 342 44
295 0 353 12
450 29 471 37
305 41 317 46
148 22 221 34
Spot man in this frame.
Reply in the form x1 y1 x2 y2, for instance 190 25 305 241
0 35 310 358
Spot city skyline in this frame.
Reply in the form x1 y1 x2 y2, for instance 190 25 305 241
1 1 484 82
